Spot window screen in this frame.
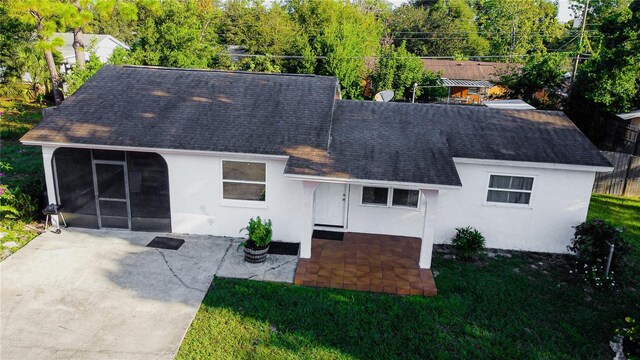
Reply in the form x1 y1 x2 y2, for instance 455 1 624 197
53 148 98 228
127 151 171 231
392 189 419 208
487 175 534 205
222 161 266 201
53 148 171 231
362 187 388 205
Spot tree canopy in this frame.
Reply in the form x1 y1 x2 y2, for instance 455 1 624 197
572 0 640 112
0 0 637 108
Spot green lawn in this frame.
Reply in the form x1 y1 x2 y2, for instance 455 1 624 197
177 195 640 360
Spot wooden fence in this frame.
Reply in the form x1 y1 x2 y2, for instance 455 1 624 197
566 101 640 156
593 151 640 197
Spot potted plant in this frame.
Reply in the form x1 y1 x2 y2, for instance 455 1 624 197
239 216 272 263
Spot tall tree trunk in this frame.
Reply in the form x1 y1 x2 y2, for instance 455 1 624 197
73 27 86 69
44 49 63 105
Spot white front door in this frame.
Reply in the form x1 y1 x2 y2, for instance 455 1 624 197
314 183 347 228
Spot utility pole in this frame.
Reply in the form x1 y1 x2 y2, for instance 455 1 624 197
569 0 590 93
509 22 516 56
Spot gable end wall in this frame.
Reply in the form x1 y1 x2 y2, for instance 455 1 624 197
434 162 597 253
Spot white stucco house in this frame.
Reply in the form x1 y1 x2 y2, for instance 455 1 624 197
20 65 613 270
53 32 130 73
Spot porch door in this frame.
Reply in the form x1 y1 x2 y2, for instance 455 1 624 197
314 183 347 228
93 161 131 229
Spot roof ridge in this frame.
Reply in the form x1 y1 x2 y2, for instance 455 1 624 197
119 64 335 79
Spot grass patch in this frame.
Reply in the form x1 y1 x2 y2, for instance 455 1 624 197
588 194 640 244
588 194 640 286
178 195 640 359
0 221 41 260
0 97 42 140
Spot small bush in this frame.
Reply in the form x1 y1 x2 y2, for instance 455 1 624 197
240 216 273 249
616 317 639 358
568 218 628 282
451 226 486 261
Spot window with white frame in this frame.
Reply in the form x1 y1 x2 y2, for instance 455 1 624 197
486 175 533 205
361 186 419 208
362 187 388 205
222 161 266 201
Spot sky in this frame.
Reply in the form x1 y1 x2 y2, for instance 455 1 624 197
557 0 575 23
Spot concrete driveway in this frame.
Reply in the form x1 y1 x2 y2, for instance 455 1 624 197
0 228 296 360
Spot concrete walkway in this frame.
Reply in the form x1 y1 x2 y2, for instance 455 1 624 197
0 229 297 360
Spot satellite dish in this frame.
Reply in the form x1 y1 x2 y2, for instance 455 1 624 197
374 90 394 102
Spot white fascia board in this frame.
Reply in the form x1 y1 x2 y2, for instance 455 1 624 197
453 157 614 173
283 173 462 190
20 140 288 160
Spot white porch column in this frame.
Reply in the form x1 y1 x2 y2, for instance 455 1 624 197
419 189 439 269
41 146 59 226
300 181 319 259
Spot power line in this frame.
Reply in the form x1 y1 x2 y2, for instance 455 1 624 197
214 52 576 60
388 30 597 35
389 34 601 40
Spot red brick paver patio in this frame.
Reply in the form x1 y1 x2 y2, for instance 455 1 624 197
294 232 437 296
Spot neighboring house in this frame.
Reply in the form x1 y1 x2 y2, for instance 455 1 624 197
617 110 640 128
53 32 130 73
483 99 536 110
21 65 612 270
422 59 520 104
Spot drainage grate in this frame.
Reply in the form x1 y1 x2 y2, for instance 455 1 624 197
268 241 300 255
146 237 185 250
312 230 344 241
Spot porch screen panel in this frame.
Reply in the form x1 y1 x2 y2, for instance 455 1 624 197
127 152 171 232
53 148 98 228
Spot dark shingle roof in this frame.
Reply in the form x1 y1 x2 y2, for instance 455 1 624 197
21 65 338 155
284 101 462 186
284 101 612 186
22 66 611 187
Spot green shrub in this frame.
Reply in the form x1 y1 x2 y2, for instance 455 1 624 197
451 226 486 261
0 161 41 221
568 218 628 279
0 185 20 220
616 317 639 358
240 216 273 249
0 185 38 221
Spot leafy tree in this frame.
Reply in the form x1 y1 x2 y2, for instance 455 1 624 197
416 70 447 102
90 0 149 45
126 0 221 68
64 52 104 95
56 0 94 69
219 0 307 72
389 0 489 57
571 0 632 25
572 0 640 113
501 53 570 109
58 0 139 70
476 0 564 56
7 0 76 105
370 42 425 100
288 0 382 98
0 2 32 80
0 43 51 101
